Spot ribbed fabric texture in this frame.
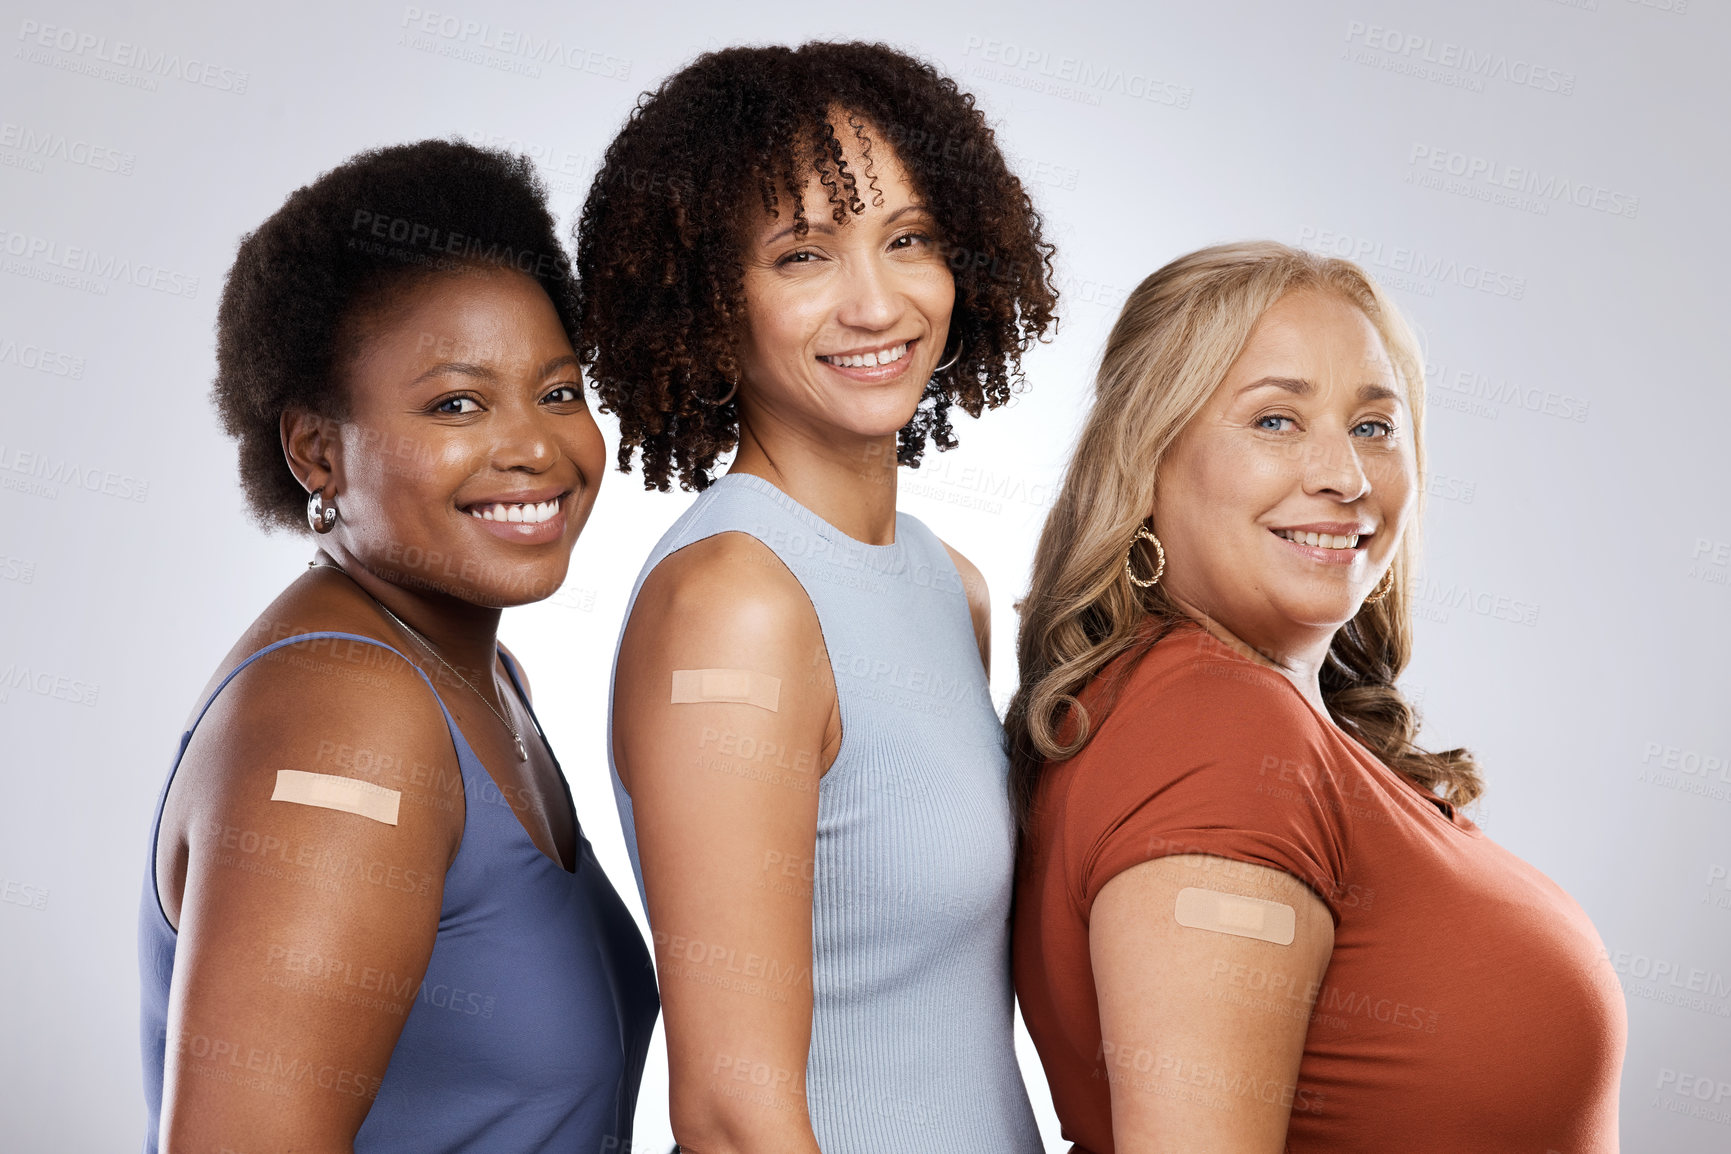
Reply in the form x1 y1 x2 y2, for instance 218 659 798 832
608 472 1042 1152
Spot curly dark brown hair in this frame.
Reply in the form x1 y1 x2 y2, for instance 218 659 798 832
213 138 577 533
574 40 1059 492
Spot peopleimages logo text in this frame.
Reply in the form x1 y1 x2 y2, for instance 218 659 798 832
1408 145 1639 219
15 19 249 93
1295 227 1526 301
1343 21 1574 94
0 122 134 174
398 8 630 80
961 37 1193 107
0 226 199 298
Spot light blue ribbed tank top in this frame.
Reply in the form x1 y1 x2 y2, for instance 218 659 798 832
607 471 1042 1151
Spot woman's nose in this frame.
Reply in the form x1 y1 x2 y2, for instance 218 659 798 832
832 257 901 332
490 399 558 472
1303 432 1371 502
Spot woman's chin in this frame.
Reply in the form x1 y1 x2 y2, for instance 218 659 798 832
851 404 929 445
824 380 931 432
368 547 573 609
1263 593 1367 634
487 564 573 608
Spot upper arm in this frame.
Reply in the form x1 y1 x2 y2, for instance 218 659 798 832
611 533 836 1151
940 539 990 672
1089 854 1335 1154
159 643 459 1153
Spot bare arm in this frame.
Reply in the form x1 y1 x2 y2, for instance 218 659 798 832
157 642 461 1153
1090 854 1334 1154
940 539 991 672
612 533 840 1154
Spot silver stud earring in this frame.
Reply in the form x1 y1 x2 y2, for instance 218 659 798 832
307 490 338 534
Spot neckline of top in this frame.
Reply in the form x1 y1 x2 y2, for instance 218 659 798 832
494 646 582 875
1161 618 1477 837
715 471 906 554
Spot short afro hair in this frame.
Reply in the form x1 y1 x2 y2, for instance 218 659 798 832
213 138 576 533
574 40 1060 493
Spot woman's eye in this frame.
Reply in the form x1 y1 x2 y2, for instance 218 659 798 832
542 384 583 404
890 231 933 251
1256 414 1296 432
778 249 819 266
434 396 482 415
1352 419 1396 438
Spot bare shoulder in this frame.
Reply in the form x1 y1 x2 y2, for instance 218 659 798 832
614 531 840 785
939 538 991 670
612 533 831 1142
160 614 465 926
171 627 459 825
156 611 464 1140
939 539 990 618
631 530 826 653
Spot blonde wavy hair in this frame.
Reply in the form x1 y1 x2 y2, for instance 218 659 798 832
1005 240 1482 825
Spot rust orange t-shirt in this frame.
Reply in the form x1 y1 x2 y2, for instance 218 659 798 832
1012 620 1626 1153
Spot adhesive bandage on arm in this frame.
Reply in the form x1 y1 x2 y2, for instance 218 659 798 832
271 770 401 826
1173 886 1296 946
671 668 781 713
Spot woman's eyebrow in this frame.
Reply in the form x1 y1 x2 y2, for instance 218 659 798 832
1358 382 1401 402
759 202 932 247
1235 377 1401 402
1237 375 1311 397
410 361 496 385
406 354 580 387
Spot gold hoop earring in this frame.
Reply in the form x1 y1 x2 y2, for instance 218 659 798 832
697 377 738 407
1124 525 1166 588
1362 568 1395 605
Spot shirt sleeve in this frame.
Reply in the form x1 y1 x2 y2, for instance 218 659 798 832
1066 653 1352 924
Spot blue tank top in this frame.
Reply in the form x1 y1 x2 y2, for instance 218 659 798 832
607 472 1043 1151
138 631 658 1153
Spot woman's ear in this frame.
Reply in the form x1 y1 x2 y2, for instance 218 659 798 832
281 408 343 497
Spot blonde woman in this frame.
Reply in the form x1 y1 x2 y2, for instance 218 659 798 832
1008 241 1624 1153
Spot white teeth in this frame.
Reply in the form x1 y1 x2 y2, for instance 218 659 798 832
821 342 908 369
1276 529 1360 549
468 499 560 525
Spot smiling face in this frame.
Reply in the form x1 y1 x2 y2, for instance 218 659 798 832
323 265 604 607
734 120 957 451
1152 289 1418 652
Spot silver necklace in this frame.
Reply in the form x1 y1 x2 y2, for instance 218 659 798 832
309 559 529 761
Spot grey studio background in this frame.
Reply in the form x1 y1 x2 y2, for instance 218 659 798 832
2 0 1727 1149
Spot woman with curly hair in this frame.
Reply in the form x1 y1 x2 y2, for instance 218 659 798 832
1008 242 1625 1152
577 41 1057 1152
138 139 657 1153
